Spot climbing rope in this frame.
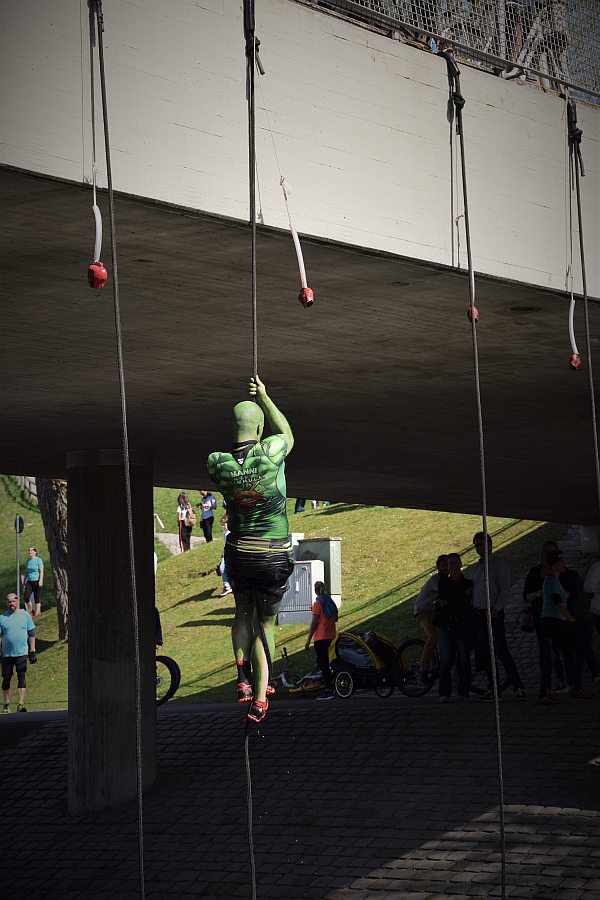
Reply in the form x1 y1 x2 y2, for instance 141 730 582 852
438 49 507 900
244 715 258 900
92 3 146 897
244 0 260 379
86 3 107 289
566 98 600 521
255 74 314 307
563 94 580 370
242 3 264 898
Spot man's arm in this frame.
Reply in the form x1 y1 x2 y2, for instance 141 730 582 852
249 375 294 453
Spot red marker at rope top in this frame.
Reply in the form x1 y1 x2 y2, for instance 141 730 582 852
569 352 582 370
298 287 314 308
467 305 479 323
88 260 108 289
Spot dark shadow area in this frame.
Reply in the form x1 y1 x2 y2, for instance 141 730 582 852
170 589 215 608
207 605 235 616
2 695 599 899
35 637 59 656
179 618 232 629
312 503 366 516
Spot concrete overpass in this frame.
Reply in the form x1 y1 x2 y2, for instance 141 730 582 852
2 0 599 524
2 0 600 812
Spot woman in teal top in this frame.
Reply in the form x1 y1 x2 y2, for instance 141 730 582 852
539 550 575 704
23 547 44 618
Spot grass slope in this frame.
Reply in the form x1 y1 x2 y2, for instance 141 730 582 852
0 478 567 710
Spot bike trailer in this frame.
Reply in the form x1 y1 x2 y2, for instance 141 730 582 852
330 630 397 698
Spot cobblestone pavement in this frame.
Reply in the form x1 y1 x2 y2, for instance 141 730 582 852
2 525 599 900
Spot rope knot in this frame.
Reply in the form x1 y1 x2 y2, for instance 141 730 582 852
453 92 465 111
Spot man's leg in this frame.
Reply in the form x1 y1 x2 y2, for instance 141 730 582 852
474 612 494 688
417 611 437 674
2 658 13 708
232 590 255 698
314 639 333 690
456 634 471 697
15 657 27 710
252 601 278 703
436 628 453 698
492 613 524 690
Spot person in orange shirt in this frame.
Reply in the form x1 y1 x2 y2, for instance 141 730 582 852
305 581 338 700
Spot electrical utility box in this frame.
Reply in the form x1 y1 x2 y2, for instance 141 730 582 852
296 537 342 610
277 559 324 625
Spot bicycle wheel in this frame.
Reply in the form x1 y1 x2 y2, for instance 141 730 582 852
374 669 395 698
156 655 181 706
334 669 355 699
394 639 436 697
470 653 510 696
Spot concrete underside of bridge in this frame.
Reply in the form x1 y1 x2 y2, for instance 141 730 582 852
3 166 599 524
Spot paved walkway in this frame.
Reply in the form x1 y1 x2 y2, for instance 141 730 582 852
1 695 599 900
155 532 206 554
2 525 599 899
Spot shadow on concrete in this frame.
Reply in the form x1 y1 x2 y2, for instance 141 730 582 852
3 696 599 899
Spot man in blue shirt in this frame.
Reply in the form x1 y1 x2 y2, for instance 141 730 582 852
1 593 37 713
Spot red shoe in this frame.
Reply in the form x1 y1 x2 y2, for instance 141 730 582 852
266 682 276 697
237 681 253 703
247 699 268 724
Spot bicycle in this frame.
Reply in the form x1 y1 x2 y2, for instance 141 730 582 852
270 646 325 696
393 637 510 698
156 653 181 706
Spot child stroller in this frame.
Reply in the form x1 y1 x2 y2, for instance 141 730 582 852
330 630 397 698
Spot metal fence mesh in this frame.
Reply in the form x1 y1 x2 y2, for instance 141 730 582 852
320 0 600 103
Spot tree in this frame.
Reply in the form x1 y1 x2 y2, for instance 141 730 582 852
36 477 68 641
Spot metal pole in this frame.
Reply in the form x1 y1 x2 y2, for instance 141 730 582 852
15 517 20 604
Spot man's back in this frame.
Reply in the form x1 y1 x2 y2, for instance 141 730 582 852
207 434 289 542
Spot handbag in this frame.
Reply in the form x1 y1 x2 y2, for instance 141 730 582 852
520 604 534 633
185 508 197 527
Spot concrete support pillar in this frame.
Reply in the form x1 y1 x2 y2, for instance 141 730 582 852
67 449 156 814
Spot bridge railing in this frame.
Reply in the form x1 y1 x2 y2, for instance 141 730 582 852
310 0 600 105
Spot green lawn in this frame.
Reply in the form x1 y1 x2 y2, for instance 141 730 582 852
0 475 567 711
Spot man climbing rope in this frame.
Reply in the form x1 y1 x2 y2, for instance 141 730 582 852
207 375 294 724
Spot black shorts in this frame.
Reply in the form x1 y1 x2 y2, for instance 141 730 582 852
1 656 27 690
224 545 294 612
24 582 41 604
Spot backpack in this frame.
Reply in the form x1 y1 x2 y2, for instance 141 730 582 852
320 594 338 621
185 508 197 527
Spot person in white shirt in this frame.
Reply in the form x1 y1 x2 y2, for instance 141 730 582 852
472 532 526 701
414 554 448 681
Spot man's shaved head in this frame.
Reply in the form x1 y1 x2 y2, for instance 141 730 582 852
232 401 264 441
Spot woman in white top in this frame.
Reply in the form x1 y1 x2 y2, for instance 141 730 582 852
177 492 194 553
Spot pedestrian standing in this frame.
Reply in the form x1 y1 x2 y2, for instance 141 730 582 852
471 532 527 701
539 550 576 704
1 593 36 714
414 555 449 683
218 515 232 597
198 491 217 543
305 581 338 700
435 553 473 701
177 492 194 553
23 547 44 618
